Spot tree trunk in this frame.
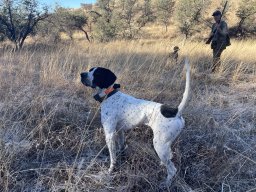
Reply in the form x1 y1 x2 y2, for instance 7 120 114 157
236 17 246 37
80 27 90 42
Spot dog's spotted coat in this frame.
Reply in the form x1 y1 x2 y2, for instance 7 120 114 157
80 59 190 185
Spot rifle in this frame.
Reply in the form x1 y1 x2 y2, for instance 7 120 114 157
206 1 228 44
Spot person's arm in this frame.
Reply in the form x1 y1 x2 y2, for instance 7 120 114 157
205 24 215 44
208 31 214 38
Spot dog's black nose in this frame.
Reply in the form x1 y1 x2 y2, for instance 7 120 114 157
81 72 91 87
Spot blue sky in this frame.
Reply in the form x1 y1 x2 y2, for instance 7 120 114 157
40 0 95 9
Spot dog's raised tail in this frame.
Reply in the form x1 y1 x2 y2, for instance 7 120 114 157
177 58 190 117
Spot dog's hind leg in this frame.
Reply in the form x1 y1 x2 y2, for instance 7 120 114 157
153 139 177 184
104 129 117 173
117 129 126 153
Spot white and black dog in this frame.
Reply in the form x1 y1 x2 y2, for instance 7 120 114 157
81 59 190 184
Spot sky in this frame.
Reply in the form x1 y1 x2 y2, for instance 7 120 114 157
40 0 95 9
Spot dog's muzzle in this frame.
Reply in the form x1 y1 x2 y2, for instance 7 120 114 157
81 72 95 88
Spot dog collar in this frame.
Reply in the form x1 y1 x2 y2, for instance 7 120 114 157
104 86 115 95
94 84 120 103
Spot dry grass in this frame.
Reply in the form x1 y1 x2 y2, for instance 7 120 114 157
0 38 255 191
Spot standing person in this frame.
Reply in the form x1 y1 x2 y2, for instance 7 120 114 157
206 10 230 72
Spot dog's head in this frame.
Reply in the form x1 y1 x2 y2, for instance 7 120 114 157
81 67 117 89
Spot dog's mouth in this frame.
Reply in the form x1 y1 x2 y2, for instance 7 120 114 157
81 79 96 88
81 76 96 88
81 79 90 87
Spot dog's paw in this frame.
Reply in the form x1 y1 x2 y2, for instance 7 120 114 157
108 168 113 174
159 180 169 190
108 164 116 174
159 177 173 190
96 171 115 183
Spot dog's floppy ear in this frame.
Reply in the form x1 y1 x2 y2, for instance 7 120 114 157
92 67 117 89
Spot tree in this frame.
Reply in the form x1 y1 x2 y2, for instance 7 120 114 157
35 14 61 43
37 7 90 43
54 8 90 42
137 0 155 29
92 0 154 41
176 0 209 38
93 0 117 41
0 0 48 50
236 0 256 37
156 0 175 32
117 0 138 39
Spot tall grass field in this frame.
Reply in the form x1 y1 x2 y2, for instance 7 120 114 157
0 38 255 191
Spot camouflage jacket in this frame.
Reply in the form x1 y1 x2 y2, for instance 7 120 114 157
211 20 229 48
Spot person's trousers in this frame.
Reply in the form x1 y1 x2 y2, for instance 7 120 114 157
212 47 224 72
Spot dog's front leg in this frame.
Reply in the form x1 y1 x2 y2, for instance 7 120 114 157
104 127 117 173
